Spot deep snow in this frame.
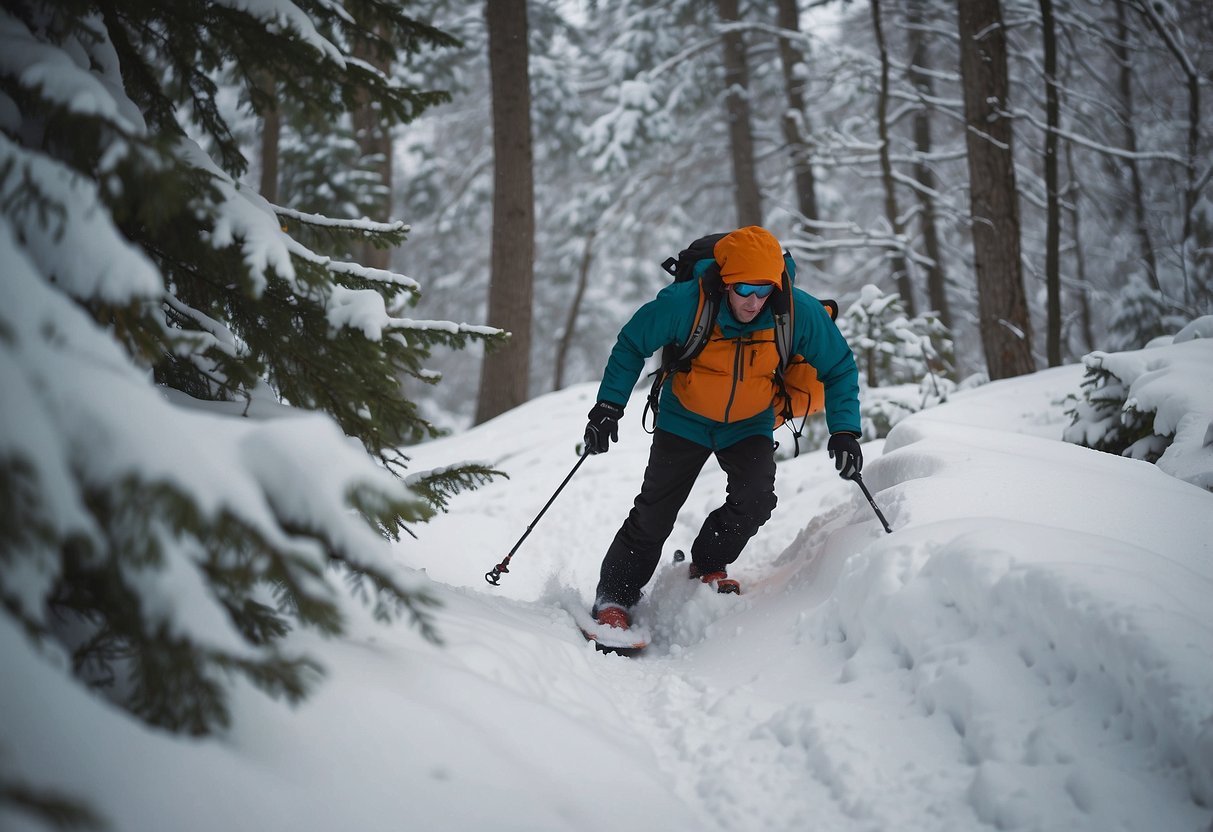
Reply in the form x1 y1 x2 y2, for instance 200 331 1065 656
4 366 1213 832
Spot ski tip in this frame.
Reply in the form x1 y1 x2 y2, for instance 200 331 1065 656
579 627 648 654
592 640 647 656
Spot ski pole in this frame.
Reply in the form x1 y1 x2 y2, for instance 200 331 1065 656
485 450 591 585
851 473 893 534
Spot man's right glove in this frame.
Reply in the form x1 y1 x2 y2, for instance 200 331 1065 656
828 432 863 480
584 401 625 454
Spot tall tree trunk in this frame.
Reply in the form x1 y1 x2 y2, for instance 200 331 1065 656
1113 0 1159 291
957 0 1035 379
351 30 393 271
1040 0 1062 366
906 0 951 328
776 0 819 228
871 0 915 315
554 231 595 391
716 0 763 227
257 75 280 204
476 0 535 424
1135 0 1200 307
1065 141 1096 354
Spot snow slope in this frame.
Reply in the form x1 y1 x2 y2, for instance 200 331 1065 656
4 366 1213 832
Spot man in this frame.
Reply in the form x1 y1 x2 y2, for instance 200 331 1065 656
583 226 863 633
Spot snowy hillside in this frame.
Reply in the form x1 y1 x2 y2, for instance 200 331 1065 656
5 366 1213 832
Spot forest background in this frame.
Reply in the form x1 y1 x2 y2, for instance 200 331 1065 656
2 0 1212 827
270 0 1213 431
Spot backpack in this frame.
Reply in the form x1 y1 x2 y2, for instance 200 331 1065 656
645 232 839 457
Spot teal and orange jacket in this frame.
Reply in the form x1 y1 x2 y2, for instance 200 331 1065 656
596 280 862 450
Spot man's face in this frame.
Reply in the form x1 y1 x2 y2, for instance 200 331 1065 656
726 283 774 323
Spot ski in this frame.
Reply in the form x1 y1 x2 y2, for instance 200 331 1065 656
580 626 648 655
570 606 650 655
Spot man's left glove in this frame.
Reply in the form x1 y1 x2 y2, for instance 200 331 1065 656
828 432 863 480
584 401 625 455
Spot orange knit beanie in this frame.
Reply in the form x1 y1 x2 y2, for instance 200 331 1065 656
713 226 784 285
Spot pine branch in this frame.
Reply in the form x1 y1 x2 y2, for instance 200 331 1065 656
0 782 107 832
405 463 503 516
3 0 492 761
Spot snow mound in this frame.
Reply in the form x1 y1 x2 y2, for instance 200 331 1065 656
5 369 1213 832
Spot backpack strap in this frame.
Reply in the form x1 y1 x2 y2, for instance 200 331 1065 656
642 257 837 450
773 292 840 457
769 269 801 455
643 263 723 432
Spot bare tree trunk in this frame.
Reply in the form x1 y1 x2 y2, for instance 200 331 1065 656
1040 0 1062 366
871 0 915 315
475 0 535 424
957 0 1035 379
351 30 392 271
1065 141 1096 354
258 78 280 204
554 231 595 391
1113 0 1159 291
906 0 951 328
1135 0 1200 307
716 0 763 227
776 0 819 227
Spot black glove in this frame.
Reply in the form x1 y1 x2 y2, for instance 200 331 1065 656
584 401 625 455
828 432 863 480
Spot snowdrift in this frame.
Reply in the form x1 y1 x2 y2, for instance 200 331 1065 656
3 367 1212 832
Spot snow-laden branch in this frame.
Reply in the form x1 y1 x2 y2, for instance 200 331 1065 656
324 283 502 342
0 134 162 304
888 87 966 115
389 317 503 338
213 0 345 65
163 295 242 359
1009 107 1188 165
273 204 409 236
1135 0 1200 80
283 237 420 292
0 13 144 134
636 35 719 83
788 228 937 274
634 17 840 87
176 137 296 293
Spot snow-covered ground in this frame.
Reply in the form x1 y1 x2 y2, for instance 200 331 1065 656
5 366 1213 832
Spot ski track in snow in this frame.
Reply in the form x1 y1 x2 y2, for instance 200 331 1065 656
399 372 1213 832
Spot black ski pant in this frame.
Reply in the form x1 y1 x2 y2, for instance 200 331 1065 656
594 429 777 609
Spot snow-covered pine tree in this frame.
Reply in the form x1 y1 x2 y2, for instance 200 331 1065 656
840 284 955 388
1063 357 1160 461
1106 275 1190 351
0 0 504 789
1188 192 1213 313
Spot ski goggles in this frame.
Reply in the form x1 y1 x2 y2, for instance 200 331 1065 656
730 282 776 298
